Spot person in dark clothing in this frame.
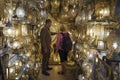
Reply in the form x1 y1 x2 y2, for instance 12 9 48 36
40 19 56 76
56 25 72 74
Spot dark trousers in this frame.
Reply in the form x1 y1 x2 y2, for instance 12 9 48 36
58 50 68 62
41 49 50 72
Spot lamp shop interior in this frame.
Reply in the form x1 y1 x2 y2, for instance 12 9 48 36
0 0 120 80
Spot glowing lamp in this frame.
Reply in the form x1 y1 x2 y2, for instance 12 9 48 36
95 2 110 18
113 42 118 49
3 21 15 37
12 41 22 49
16 7 25 18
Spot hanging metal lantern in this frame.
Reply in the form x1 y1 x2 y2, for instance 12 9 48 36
12 40 22 49
40 10 48 18
3 21 15 37
61 0 69 13
44 0 50 9
51 0 60 14
51 0 60 8
95 1 110 19
3 27 15 37
16 7 25 18
68 7 77 20
75 9 87 26
106 27 120 52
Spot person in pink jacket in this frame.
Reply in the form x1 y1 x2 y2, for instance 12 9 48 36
56 25 69 74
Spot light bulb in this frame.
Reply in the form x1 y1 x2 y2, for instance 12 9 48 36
113 42 118 49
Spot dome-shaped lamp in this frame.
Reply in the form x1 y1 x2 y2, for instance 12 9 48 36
3 21 15 37
16 7 25 18
113 42 118 50
12 40 22 49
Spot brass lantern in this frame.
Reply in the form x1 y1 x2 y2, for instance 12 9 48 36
68 7 77 20
3 21 15 37
16 7 25 18
95 1 110 19
51 0 60 14
51 0 60 8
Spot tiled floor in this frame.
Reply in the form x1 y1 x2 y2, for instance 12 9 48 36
37 65 77 80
